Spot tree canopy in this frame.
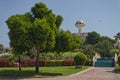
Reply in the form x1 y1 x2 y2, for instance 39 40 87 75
6 2 63 73
0 44 4 53
114 32 120 48
54 30 83 53
85 31 101 45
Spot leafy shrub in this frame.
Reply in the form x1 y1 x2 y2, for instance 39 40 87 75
45 60 63 67
114 67 120 73
85 59 93 66
41 52 57 60
0 59 8 67
55 60 63 66
45 60 55 67
118 56 120 65
21 59 35 67
39 59 45 67
63 59 74 66
74 52 87 66
61 52 79 59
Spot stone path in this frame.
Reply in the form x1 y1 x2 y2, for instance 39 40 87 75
1 67 120 80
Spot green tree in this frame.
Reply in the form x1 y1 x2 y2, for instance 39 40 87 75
54 30 82 53
28 18 56 73
30 2 63 73
85 31 101 45
0 44 4 53
80 44 95 58
114 32 120 48
6 13 32 71
6 2 63 73
114 32 120 40
95 39 113 57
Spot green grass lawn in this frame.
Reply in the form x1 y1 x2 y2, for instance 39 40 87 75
0 66 90 78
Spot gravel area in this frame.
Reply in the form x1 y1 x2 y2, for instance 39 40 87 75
1 67 120 80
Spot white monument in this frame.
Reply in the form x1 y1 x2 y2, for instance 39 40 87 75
75 19 85 35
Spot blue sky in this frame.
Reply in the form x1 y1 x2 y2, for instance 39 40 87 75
0 0 120 47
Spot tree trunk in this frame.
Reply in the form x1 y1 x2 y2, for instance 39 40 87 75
18 56 21 71
35 50 40 73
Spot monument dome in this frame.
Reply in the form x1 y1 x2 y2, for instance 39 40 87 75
75 19 85 34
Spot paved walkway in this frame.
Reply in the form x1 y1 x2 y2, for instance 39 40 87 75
2 67 120 80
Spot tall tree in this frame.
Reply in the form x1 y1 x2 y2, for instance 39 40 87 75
28 18 55 73
54 30 82 53
0 44 4 53
30 2 63 73
114 32 120 48
85 31 101 45
6 13 32 71
6 2 63 73
94 39 113 57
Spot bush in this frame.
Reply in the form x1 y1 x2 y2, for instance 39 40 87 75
63 59 74 66
21 59 35 67
114 67 120 73
85 59 93 66
39 59 45 67
55 60 63 66
118 56 120 65
0 59 8 67
45 60 63 67
45 60 55 67
61 52 79 59
74 52 87 66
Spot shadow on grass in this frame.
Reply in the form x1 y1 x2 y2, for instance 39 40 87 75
0 69 62 79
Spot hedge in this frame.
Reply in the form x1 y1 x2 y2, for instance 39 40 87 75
21 59 35 67
0 59 8 67
45 60 63 67
63 59 74 66
0 59 75 67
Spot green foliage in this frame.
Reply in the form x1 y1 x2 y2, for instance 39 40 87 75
40 52 57 60
55 15 63 27
28 18 55 50
94 39 113 57
80 44 95 57
0 44 4 53
114 32 120 40
6 2 63 73
6 13 32 55
85 59 93 66
44 60 63 67
74 52 87 65
81 31 115 58
85 31 101 45
31 2 49 19
114 32 120 48
54 30 82 53
55 60 63 66
114 67 120 73
118 56 120 65
0 54 12 59
61 52 79 59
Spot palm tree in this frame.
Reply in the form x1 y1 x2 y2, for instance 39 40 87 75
114 32 120 48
